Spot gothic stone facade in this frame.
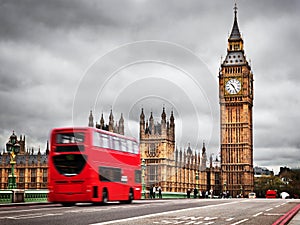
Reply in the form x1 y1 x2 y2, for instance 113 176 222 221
0 132 48 189
139 108 221 194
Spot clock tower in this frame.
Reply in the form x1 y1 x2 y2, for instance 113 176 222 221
219 4 254 197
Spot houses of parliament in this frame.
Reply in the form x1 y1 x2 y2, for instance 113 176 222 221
0 4 253 197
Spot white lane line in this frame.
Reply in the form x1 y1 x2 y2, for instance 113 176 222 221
275 205 281 208
231 218 249 225
226 218 235 221
266 208 273 211
6 213 63 220
90 201 240 225
264 213 285 216
253 212 263 217
0 206 64 214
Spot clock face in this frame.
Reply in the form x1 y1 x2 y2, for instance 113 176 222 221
225 78 241 94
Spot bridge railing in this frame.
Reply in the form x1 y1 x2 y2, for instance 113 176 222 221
142 191 188 199
0 190 48 204
24 190 48 202
0 190 13 204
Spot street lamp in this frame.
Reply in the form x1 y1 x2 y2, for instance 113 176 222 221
223 180 227 198
6 131 20 189
141 158 146 199
240 185 243 198
195 170 199 189
194 170 199 198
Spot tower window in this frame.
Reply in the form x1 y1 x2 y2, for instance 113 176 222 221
149 143 157 156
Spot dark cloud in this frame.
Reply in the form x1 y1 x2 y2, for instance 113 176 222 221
0 0 299 173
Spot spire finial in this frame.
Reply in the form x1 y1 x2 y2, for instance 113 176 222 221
234 2 238 16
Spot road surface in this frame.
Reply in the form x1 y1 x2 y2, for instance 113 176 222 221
0 198 299 225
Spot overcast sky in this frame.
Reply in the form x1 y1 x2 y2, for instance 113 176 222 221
0 0 299 174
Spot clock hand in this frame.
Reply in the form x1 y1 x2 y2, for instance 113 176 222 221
231 84 238 93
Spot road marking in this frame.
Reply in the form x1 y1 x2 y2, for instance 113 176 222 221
226 218 234 221
275 205 281 208
230 218 249 225
90 201 240 225
266 208 273 211
6 213 63 220
0 206 63 215
264 213 285 216
175 216 204 220
253 212 263 217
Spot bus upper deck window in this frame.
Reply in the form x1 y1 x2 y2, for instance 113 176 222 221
113 137 121 151
121 139 127 152
133 142 139 154
101 134 110 148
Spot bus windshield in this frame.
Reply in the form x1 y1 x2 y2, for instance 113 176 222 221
53 154 87 176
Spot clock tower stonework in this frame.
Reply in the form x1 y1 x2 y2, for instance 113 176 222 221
219 5 254 197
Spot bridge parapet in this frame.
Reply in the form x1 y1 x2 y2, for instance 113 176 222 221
0 189 48 204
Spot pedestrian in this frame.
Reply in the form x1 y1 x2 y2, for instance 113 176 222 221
205 191 208 198
193 187 198 198
158 186 162 199
187 188 191 198
152 185 156 199
150 186 153 199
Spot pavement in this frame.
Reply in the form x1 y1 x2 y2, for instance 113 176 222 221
287 207 300 225
282 203 300 225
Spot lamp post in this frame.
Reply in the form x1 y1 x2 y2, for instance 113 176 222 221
223 180 227 198
6 131 20 189
240 185 243 198
141 158 146 199
195 170 199 189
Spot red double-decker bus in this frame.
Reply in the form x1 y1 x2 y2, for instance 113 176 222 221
48 127 142 206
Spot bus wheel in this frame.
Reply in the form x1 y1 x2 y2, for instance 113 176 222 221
127 189 134 204
120 189 133 204
61 203 75 207
102 189 108 204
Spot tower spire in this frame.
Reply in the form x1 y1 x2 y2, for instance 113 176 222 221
229 2 241 41
88 110 94 127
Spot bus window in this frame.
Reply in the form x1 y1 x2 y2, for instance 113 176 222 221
93 132 101 147
133 142 139 154
113 137 121 151
99 166 121 182
127 140 134 153
53 154 87 176
101 134 110 149
121 139 127 152
56 132 84 144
